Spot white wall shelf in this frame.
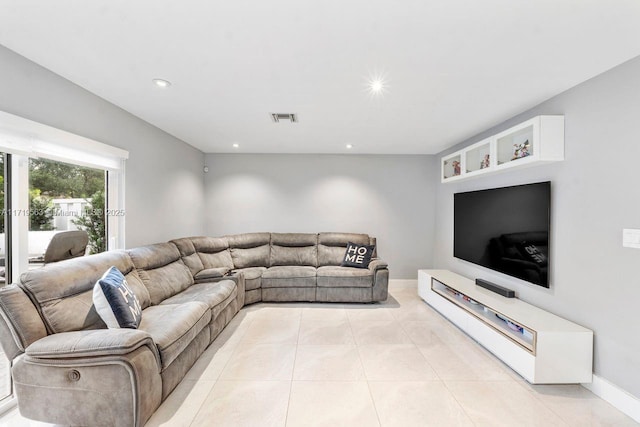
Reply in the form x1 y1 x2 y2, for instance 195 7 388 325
418 269 593 384
441 115 564 183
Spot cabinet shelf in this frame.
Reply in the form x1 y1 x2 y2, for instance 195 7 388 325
431 279 536 353
418 269 593 384
441 115 564 183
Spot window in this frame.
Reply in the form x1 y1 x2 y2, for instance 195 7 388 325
0 110 128 406
28 158 107 267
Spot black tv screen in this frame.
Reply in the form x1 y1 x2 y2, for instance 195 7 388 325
454 182 551 288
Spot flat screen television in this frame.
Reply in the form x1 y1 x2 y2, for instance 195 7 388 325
453 181 551 288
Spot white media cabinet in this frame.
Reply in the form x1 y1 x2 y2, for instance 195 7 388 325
418 270 593 384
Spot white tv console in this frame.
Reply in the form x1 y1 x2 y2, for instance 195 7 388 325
418 270 593 384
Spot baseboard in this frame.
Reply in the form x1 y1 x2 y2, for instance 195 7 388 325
0 396 16 416
582 374 640 423
389 279 417 287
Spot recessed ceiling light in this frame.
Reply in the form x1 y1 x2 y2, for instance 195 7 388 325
366 71 388 97
152 78 171 88
232 143 240 148
371 80 383 92
346 144 353 149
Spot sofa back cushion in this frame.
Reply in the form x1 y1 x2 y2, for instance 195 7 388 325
170 237 205 276
128 243 194 305
19 250 149 334
191 236 234 270
0 284 48 358
317 232 372 266
227 233 271 269
270 233 318 267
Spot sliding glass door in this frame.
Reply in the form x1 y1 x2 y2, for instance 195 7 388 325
0 153 10 401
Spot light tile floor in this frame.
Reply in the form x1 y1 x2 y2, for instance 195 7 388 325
2 281 638 426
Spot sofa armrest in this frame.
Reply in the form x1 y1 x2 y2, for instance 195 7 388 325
368 258 389 271
25 329 159 366
194 267 230 282
370 259 389 301
227 271 246 307
16 329 163 426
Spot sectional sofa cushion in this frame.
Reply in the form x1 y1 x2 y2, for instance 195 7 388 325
93 267 143 329
270 233 318 267
138 302 210 370
169 238 205 276
316 266 374 288
0 285 48 357
270 245 317 267
227 233 271 268
19 250 149 334
231 245 270 268
261 266 317 288
210 284 238 319
160 280 236 312
128 243 194 306
190 236 234 270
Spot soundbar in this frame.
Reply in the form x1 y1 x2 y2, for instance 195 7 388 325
475 279 516 298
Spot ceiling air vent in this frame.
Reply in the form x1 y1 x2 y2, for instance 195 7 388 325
271 113 298 123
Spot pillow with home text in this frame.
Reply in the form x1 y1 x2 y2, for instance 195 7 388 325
340 242 375 269
93 266 142 329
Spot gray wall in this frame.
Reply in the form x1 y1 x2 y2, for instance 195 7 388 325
433 55 640 398
0 45 205 247
204 154 436 279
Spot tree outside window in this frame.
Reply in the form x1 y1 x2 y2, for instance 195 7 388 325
29 158 106 255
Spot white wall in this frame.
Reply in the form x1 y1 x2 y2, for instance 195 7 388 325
204 154 436 279
433 55 640 398
0 45 205 247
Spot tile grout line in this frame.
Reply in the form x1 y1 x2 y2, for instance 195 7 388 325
395 303 444 382
188 313 257 427
399 287 478 426
512 380 576 426
283 306 303 427
186 380 218 427
348 300 384 426
439 379 483 427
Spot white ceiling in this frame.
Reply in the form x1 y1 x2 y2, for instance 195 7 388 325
1 1 640 154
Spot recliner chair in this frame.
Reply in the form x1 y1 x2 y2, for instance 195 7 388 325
43 230 89 264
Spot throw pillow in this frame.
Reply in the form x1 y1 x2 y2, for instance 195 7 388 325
93 266 143 329
517 242 548 266
341 242 375 268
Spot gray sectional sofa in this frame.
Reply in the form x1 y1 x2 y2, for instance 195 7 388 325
0 232 388 426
